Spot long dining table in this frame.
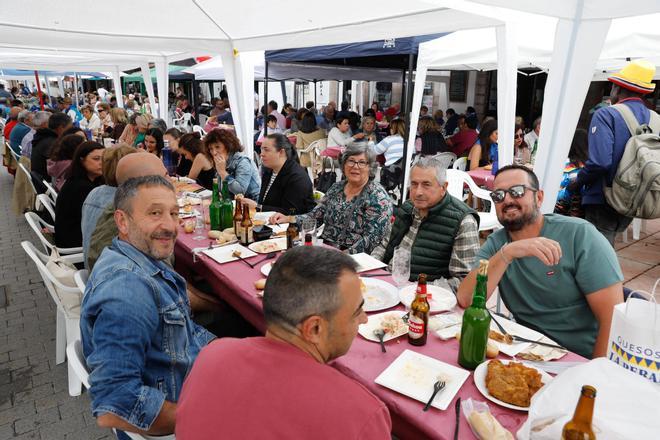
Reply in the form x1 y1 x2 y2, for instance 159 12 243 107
174 230 584 440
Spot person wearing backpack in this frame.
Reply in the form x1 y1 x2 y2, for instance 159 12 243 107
570 59 658 245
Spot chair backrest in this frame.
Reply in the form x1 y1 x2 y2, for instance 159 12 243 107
198 114 208 127
446 169 497 209
66 339 90 389
37 194 56 221
430 152 457 170
453 156 467 171
74 269 89 295
308 137 327 154
42 180 58 202
192 125 206 136
24 211 55 253
445 169 467 200
18 162 38 195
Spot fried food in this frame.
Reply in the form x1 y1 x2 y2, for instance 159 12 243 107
254 278 266 290
485 360 543 407
489 330 514 345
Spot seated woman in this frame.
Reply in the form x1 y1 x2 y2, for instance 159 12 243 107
324 116 366 159
270 145 393 254
164 127 192 176
513 123 531 165
373 118 405 166
118 113 152 147
417 116 449 156
289 107 307 133
294 111 326 168
467 119 498 171
54 141 104 248
357 116 382 143
239 134 315 215
47 134 85 191
98 103 113 133
204 129 260 200
180 132 215 189
79 104 102 134
107 108 128 141
257 115 283 143
143 127 164 157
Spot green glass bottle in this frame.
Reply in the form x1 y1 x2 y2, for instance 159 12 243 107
220 179 234 230
458 260 492 370
209 177 222 231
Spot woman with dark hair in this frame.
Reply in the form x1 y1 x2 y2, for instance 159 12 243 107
204 129 260 199
555 128 589 217
513 123 531 164
289 108 308 133
294 112 326 167
417 116 449 156
54 141 105 248
239 134 315 214
47 134 85 190
143 127 164 157
180 132 214 189
164 127 191 176
467 119 498 171
325 116 365 159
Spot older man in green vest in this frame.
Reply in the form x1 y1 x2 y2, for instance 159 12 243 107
372 156 480 290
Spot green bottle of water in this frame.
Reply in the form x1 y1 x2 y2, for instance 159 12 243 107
458 260 492 370
209 177 222 231
220 179 234 230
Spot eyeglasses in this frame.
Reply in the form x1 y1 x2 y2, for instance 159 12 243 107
514 133 523 139
490 185 537 203
346 159 369 169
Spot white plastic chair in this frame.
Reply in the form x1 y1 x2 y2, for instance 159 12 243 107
37 194 56 221
17 161 38 197
42 180 59 202
446 169 501 232
198 113 208 128
452 156 467 171
430 152 457 169
22 241 82 396
192 125 206 137
24 212 83 257
74 269 89 295
304 138 327 182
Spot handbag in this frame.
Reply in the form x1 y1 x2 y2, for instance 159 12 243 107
45 249 82 317
316 159 337 193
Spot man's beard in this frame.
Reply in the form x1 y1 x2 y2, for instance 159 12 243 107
127 226 177 260
499 204 540 232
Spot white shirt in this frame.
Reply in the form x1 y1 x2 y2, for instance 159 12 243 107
80 113 102 132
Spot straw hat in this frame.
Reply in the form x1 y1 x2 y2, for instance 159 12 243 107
608 59 656 94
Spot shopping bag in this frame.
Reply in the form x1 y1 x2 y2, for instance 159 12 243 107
606 283 660 385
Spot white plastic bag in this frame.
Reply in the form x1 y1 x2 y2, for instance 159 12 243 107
517 358 660 440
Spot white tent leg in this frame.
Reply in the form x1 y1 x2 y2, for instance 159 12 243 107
57 77 64 98
401 66 428 198
140 63 157 117
495 23 519 168
536 18 611 213
44 77 52 103
112 67 124 108
155 57 169 123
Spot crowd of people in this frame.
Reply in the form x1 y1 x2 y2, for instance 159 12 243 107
1 58 656 438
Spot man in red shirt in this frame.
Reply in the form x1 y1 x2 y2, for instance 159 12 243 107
176 247 392 440
3 106 21 139
446 114 479 158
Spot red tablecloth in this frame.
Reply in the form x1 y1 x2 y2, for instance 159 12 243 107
467 169 495 190
175 231 584 440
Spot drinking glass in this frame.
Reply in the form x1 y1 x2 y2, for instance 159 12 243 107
391 248 411 288
192 203 206 241
302 218 316 245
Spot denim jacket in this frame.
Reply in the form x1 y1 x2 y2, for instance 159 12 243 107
80 237 215 430
226 153 261 200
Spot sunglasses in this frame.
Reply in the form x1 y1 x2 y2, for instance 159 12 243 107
490 185 537 203
514 133 523 139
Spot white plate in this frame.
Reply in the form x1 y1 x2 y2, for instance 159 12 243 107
351 253 387 273
358 311 408 342
361 278 400 312
489 315 545 357
399 285 457 314
375 349 470 411
473 359 552 412
202 243 257 264
248 237 286 254
261 262 273 277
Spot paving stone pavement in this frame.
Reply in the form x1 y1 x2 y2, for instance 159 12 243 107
0 166 113 439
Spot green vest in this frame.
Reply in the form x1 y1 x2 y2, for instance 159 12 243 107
382 194 478 281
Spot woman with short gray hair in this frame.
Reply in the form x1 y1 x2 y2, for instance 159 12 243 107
270 144 393 253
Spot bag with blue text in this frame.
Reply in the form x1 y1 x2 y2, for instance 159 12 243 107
606 281 660 385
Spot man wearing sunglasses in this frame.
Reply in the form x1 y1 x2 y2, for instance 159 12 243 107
457 165 623 359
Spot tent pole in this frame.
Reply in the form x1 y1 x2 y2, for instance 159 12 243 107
34 71 44 110
44 76 53 106
264 61 269 127
73 74 80 108
399 52 415 204
314 80 317 108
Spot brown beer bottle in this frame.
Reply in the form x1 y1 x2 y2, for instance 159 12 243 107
286 209 299 249
562 385 597 440
233 195 243 237
407 274 430 346
240 204 253 245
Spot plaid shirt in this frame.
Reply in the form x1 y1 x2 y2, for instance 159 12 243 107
372 208 480 289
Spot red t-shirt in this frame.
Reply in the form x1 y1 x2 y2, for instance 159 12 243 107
4 120 17 140
176 337 391 440
449 129 478 157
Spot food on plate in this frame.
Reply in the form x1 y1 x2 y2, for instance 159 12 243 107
254 278 266 290
485 360 543 407
252 240 282 253
253 219 266 226
379 313 407 335
221 231 237 242
467 410 514 440
223 227 235 235
208 230 222 239
516 352 544 362
360 279 367 292
183 219 195 233
489 330 514 345
456 333 499 358
232 249 242 258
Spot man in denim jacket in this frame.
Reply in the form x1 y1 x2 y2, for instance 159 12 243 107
80 175 215 437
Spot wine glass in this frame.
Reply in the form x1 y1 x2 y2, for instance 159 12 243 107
192 202 206 241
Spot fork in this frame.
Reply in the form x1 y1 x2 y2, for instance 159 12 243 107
487 310 566 350
423 379 446 411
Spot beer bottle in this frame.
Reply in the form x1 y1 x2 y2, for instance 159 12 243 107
304 233 313 246
407 274 430 346
240 204 253 245
458 260 491 370
220 179 234 230
209 177 222 231
286 209 299 249
562 385 597 440
233 194 244 237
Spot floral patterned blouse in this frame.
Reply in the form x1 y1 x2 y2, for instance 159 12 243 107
296 180 393 254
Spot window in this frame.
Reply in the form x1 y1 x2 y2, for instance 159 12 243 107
449 71 468 103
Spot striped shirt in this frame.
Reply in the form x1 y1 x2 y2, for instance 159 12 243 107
372 208 480 290
373 135 404 166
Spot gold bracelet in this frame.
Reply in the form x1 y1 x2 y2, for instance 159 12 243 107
500 244 512 265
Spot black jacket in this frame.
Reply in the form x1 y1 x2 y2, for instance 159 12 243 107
30 128 58 180
259 159 315 215
55 176 101 248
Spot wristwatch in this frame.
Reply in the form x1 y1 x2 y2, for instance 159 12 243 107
256 204 263 212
